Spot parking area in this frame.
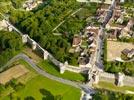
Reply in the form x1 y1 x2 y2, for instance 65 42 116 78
107 41 134 61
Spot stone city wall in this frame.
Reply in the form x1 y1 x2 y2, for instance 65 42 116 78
66 65 82 73
99 72 115 83
22 35 89 74
123 76 134 87
99 72 134 87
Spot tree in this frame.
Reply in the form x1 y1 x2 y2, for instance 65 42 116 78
0 31 23 69
24 96 35 100
40 88 54 100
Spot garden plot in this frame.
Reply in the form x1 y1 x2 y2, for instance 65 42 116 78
0 65 29 84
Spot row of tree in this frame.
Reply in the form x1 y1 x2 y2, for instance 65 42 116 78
92 89 134 100
117 37 134 44
104 61 134 76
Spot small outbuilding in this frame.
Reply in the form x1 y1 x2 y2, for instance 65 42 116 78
72 35 82 47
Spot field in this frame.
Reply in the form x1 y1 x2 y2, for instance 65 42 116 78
0 60 81 100
13 75 81 100
107 41 134 61
0 65 29 85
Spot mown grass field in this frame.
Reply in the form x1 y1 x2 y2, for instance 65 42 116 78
13 75 81 100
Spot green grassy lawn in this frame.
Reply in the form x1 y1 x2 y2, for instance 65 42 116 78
37 60 87 82
93 81 134 94
0 59 37 100
13 75 81 100
0 59 81 100
0 86 14 100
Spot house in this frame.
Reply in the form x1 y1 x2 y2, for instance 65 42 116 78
23 0 43 11
119 19 134 38
119 29 131 38
98 14 105 23
88 41 96 48
107 29 120 40
78 56 89 65
87 32 94 38
111 9 122 21
122 49 130 55
116 15 124 24
87 37 94 45
89 47 96 52
123 19 134 32
72 35 82 47
122 49 134 58
127 19 134 31
128 49 134 58
85 26 98 35
75 46 83 53
96 7 107 20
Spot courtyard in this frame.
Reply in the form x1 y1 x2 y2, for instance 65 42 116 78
107 41 134 61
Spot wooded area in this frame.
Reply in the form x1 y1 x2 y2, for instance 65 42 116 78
0 31 23 69
92 89 134 100
9 0 98 65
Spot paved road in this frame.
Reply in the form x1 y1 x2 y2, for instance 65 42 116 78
92 0 116 70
